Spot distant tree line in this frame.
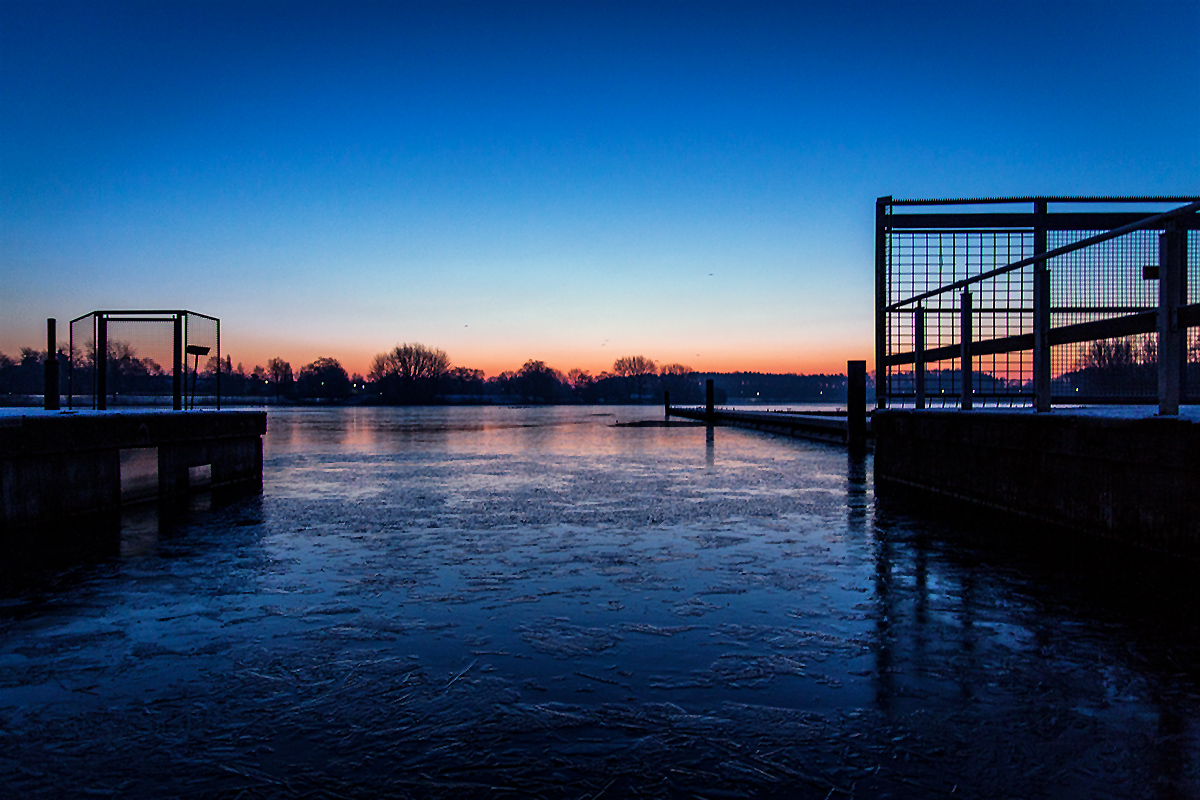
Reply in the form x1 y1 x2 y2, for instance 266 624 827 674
0 339 863 406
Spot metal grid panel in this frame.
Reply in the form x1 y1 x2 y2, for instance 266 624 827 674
1048 229 1160 400
885 230 1033 405
183 313 220 408
105 318 176 405
68 315 96 409
880 198 1199 408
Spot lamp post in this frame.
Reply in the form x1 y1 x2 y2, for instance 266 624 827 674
185 344 210 410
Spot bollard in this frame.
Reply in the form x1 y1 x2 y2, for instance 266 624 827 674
705 379 714 421
43 318 59 411
847 360 866 449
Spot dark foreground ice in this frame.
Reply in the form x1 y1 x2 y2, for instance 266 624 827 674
1 406 1198 798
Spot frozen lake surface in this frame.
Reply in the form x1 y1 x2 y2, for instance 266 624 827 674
1 405 1198 798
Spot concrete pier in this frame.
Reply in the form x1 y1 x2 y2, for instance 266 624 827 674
668 406 871 445
873 409 1200 559
1 411 266 531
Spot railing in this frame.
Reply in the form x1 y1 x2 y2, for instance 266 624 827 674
875 197 1200 413
68 310 221 411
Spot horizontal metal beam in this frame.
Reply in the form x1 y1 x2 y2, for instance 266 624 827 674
887 196 1200 206
887 211 1200 231
885 308 1176 366
891 306 1156 315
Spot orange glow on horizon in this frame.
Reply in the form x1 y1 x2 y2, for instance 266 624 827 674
222 339 874 380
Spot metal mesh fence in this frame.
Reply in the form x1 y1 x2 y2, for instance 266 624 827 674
886 230 1034 405
879 198 1200 408
1047 229 1160 401
183 313 219 408
68 311 221 409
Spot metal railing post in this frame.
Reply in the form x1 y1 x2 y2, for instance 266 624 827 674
960 290 973 411
96 313 108 411
876 196 891 409
172 314 183 411
914 305 925 409
1158 225 1184 415
1033 200 1051 412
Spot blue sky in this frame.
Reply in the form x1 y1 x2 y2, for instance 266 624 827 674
2 0 1197 377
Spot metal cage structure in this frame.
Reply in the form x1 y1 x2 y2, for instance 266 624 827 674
875 197 1200 412
68 310 221 411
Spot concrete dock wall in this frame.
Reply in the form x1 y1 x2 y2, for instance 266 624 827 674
873 410 1200 558
1 411 266 531
668 406 867 445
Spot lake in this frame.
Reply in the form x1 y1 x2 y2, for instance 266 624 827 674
1 405 1198 798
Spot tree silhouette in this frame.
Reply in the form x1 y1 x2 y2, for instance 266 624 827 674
267 357 294 399
514 360 563 403
659 363 700 404
369 343 451 403
296 357 351 400
612 355 657 400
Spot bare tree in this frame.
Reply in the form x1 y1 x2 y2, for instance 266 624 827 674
370 343 451 403
612 355 657 400
267 357 293 399
567 368 592 390
659 362 699 404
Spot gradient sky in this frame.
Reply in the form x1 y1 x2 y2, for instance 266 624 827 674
2 0 1197 378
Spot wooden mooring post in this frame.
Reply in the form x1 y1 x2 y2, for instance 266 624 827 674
43 318 59 411
847 360 866 450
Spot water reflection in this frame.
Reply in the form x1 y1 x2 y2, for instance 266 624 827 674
0 406 1196 799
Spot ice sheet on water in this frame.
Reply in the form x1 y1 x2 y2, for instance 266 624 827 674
517 618 621 658
3 407 1200 798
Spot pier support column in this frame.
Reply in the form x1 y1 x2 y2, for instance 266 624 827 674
1159 225 1185 415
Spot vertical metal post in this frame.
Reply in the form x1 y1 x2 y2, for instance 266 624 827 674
68 322 74 410
44 318 59 411
663 390 670 420
914 306 926 410
847 360 867 450
96 313 108 411
960 290 973 411
1032 200 1051 412
1158 226 1184 415
875 196 891 409
705 378 715 421
1180 230 1189 404
172 314 183 411
216 318 221 411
